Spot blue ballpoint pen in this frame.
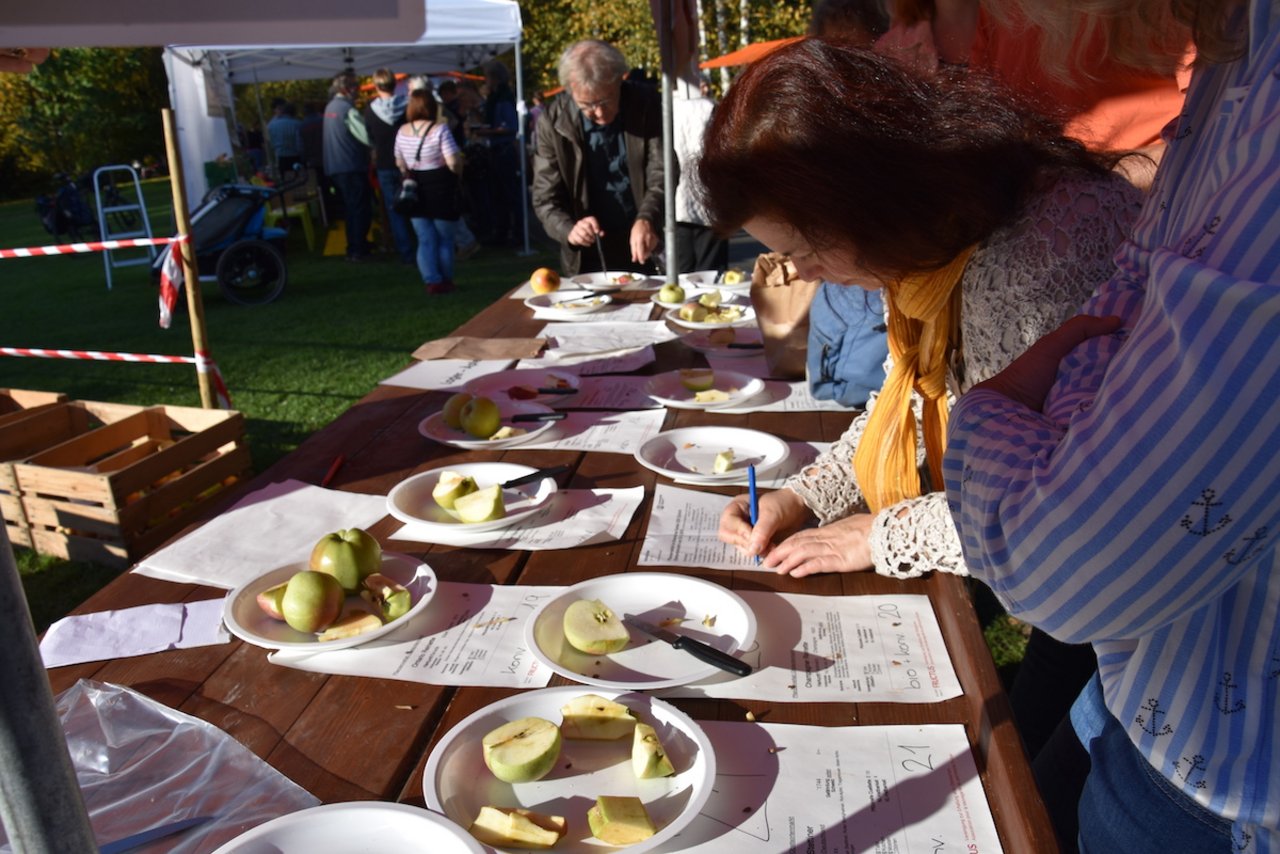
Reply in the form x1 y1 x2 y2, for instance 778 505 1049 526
748 464 760 565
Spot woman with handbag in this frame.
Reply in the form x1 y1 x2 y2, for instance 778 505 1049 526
394 89 463 295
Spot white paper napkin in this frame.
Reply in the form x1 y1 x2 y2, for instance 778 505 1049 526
378 357 514 390
132 480 389 590
40 598 230 668
393 487 643 549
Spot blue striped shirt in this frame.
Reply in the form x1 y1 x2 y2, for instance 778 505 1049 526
944 2 1280 850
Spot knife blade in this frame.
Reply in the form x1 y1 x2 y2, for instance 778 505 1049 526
622 615 752 677
500 464 572 489
510 411 567 423
99 815 214 854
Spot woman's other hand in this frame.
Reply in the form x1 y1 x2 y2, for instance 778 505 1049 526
763 514 875 577
718 488 812 561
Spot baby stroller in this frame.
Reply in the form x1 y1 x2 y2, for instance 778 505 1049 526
153 182 290 306
35 172 98 242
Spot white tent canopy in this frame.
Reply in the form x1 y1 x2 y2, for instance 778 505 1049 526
163 0 523 203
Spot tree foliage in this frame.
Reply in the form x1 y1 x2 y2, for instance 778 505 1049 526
0 48 168 199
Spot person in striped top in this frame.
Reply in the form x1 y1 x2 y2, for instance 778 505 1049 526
394 89 463 295
944 1 1280 851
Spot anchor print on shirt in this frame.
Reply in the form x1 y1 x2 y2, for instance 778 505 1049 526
1214 672 1246 715
1225 526 1268 565
1173 753 1208 789
1180 488 1232 537
1136 697 1175 736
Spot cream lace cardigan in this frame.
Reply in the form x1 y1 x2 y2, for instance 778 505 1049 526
785 168 1143 578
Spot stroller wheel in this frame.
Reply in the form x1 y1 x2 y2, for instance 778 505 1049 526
216 239 287 305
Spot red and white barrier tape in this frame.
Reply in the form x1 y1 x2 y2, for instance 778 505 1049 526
0 347 195 364
0 234 187 259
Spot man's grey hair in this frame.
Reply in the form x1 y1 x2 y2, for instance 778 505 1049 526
557 40 628 90
330 70 359 97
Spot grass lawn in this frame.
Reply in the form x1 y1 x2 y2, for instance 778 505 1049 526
1 177 558 630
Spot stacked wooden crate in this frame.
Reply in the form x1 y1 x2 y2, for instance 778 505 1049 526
0 392 251 566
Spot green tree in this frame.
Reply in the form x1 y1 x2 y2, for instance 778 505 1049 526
0 47 167 199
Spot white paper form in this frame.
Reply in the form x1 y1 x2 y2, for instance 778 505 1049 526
637 485 760 571
268 582 556 689
539 320 679 356
563 375 662 410
40 598 230 668
673 721 1003 854
519 408 667 454
392 487 643 550
664 589 961 703
532 300 656 324
378 358 515 391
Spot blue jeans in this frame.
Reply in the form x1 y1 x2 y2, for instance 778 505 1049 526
1072 678 1233 853
411 217 457 284
329 170 372 257
375 168 415 262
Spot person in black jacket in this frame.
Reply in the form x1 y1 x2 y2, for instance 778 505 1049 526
365 68 414 264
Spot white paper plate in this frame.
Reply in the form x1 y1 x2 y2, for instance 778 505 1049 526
679 269 750 291
386 462 558 534
525 573 758 690
650 287 744 311
523 290 613 320
676 326 765 357
663 304 757 330
644 369 765 410
424 686 716 854
222 552 437 652
569 270 656 292
463 368 580 407
210 802 483 854
420 400 558 450
635 426 790 482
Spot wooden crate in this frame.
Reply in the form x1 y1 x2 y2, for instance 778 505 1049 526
14 404 252 567
0 399 136 549
0 389 67 429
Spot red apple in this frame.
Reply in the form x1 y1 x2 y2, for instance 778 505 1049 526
309 528 383 593
530 267 561 295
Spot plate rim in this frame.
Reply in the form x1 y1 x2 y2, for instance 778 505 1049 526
662 304 757 330
209 801 484 854
568 270 656 292
385 462 557 533
523 571 759 690
422 684 718 854
222 552 437 652
633 425 790 482
462 368 581 405
522 290 613 317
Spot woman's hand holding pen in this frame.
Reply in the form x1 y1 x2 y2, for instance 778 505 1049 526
718 487 812 564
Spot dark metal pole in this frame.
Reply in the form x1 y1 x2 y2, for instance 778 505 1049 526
0 520 96 852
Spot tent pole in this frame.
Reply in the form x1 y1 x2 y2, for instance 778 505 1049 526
515 40 533 256
251 72 271 175
163 108 218 410
0 520 97 854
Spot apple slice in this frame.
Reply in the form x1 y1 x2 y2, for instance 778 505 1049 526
469 806 566 849
560 693 637 740
482 716 562 782
678 368 715 392
587 796 657 845
562 598 630 655
432 471 479 510
713 449 735 472
632 722 676 778
317 610 383 641
454 484 506 523
256 580 289 621
362 572 412 622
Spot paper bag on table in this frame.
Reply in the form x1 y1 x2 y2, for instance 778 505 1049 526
749 252 820 379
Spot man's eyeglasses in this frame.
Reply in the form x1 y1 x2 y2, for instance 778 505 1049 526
574 94 617 113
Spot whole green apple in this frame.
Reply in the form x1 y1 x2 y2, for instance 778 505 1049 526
460 395 502 439
309 527 383 593
281 570 344 633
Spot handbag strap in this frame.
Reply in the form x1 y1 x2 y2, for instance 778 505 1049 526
408 121 432 168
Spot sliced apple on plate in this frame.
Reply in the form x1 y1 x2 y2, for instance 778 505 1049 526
587 796 657 845
560 693 637 740
632 722 676 778
562 598 630 655
469 806 566 849
481 716 562 782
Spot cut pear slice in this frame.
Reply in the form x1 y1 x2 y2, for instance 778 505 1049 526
587 796 657 845
481 716 562 782
632 722 676 778
560 693 637 740
454 484 506 523
469 806 566 849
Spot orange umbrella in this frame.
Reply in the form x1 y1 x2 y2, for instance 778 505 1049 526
700 36 804 69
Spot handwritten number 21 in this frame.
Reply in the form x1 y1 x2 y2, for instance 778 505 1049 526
899 744 935 772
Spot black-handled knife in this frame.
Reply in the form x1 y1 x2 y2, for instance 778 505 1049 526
499 464 572 489
511 412 568 423
727 342 764 349
623 615 753 677
535 386 578 395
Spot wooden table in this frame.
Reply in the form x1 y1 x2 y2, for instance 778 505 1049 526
43 286 1057 852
